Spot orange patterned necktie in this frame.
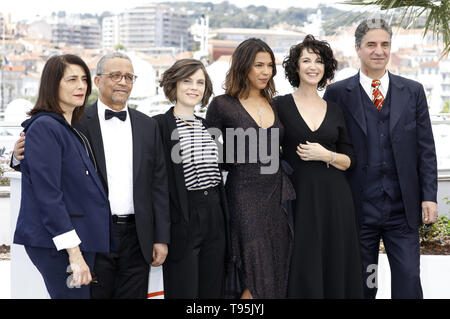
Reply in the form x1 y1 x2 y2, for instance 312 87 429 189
371 79 384 111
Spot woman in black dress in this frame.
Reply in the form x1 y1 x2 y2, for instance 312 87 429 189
206 38 295 299
274 35 364 298
154 59 229 298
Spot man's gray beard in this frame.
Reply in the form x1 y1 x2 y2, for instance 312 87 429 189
111 96 128 106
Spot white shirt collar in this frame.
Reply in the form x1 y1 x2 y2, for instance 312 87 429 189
359 70 390 99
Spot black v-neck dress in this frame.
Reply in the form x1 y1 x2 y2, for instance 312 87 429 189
274 94 364 298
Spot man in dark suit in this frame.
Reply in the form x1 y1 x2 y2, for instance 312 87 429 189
323 18 438 299
13 52 170 299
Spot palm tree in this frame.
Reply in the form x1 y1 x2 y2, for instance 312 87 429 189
342 0 449 56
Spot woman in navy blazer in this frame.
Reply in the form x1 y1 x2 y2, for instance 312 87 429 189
13 54 113 299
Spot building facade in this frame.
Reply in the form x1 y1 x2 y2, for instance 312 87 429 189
102 5 192 52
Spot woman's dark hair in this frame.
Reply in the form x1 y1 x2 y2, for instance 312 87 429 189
225 38 277 102
283 34 337 90
159 58 213 107
28 54 92 123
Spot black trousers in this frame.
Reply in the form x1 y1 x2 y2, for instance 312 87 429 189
90 221 149 299
163 186 226 299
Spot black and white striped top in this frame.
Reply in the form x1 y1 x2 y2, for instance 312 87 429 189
174 114 221 190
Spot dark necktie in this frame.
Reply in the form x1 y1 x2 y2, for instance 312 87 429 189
105 109 127 121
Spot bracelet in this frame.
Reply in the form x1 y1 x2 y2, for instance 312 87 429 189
327 151 336 168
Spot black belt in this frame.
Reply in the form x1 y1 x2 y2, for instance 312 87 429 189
187 185 220 203
112 214 135 224
187 185 220 196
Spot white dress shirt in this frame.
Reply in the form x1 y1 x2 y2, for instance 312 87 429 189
97 99 135 216
359 70 390 101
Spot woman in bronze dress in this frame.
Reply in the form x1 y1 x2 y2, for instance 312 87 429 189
206 38 295 299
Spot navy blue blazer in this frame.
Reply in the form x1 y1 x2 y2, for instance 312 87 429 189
13 112 113 253
324 72 437 229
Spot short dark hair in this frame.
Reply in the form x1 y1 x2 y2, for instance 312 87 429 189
355 18 392 48
159 59 213 108
225 38 277 102
28 54 92 123
282 34 337 90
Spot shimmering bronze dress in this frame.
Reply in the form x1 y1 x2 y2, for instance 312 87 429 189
206 94 295 299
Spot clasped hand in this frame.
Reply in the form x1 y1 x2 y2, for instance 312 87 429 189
296 141 329 162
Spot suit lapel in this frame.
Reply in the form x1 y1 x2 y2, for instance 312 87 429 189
129 108 142 186
83 103 108 191
165 108 190 222
72 130 108 200
346 73 367 136
388 72 408 135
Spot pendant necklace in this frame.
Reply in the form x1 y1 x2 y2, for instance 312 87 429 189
173 110 196 128
257 108 263 127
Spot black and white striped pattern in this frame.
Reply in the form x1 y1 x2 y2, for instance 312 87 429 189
175 116 221 190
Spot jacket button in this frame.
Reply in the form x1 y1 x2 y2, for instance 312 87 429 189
86 170 89 175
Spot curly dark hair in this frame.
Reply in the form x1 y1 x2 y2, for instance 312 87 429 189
282 34 337 90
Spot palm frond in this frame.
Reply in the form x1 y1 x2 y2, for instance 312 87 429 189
341 0 449 56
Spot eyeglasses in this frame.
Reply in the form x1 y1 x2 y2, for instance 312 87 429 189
98 72 137 84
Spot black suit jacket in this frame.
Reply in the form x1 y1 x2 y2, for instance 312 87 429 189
153 108 231 261
76 102 170 264
324 72 437 229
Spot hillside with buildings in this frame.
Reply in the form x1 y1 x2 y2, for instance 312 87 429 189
0 1 448 115
0 1 449 200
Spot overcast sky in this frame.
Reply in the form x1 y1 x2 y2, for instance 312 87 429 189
2 0 364 21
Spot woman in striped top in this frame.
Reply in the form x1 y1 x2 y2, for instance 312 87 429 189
153 59 230 299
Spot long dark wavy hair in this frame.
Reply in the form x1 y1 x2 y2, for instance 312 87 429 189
224 38 277 102
282 34 337 90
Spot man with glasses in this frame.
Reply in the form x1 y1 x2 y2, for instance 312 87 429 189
13 52 170 299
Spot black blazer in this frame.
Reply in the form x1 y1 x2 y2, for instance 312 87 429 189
153 107 231 261
324 72 437 229
75 102 170 264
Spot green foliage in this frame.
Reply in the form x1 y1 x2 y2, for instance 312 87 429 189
420 215 450 242
159 1 361 35
441 100 450 113
114 43 126 51
420 197 450 243
0 165 10 187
